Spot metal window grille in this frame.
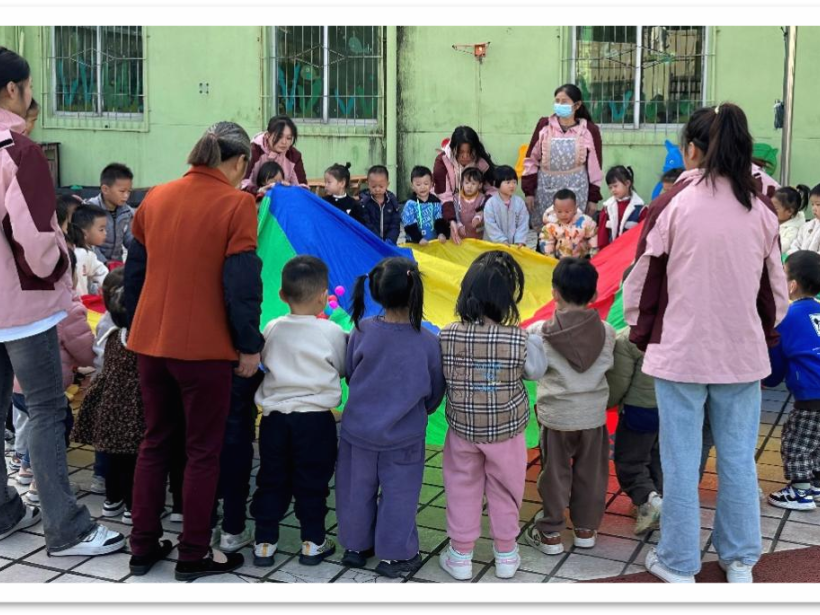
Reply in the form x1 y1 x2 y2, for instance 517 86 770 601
269 26 383 126
47 26 145 119
569 26 710 130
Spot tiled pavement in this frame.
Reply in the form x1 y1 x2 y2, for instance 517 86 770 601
3 386 820 584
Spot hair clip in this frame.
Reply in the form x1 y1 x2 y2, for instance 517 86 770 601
714 104 721 114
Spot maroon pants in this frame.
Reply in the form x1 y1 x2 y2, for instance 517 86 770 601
130 355 233 561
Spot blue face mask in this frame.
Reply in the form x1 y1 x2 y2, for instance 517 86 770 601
554 103 574 118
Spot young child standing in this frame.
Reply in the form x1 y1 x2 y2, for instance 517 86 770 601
336 257 446 579
539 189 598 259
788 184 820 255
438 251 547 581
84 163 134 264
452 167 488 240
69 204 109 296
483 166 529 248
251 256 347 568
773 185 810 254
525 257 615 555
323 162 366 224
358 165 402 245
401 166 449 245
597 166 646 250
765 251 820 511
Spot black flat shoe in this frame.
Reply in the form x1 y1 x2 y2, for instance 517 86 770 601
175 550 244 582
375 554 423 579
129 540 174 576
341 548 375 568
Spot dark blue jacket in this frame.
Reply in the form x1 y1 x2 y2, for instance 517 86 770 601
358 189 402 245
764 298 820 403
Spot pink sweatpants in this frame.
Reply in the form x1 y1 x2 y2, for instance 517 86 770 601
442 430 526 553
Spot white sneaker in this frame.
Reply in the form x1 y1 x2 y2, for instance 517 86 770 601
635 492 663 535
438 544 473 580
719 560 754 583
50 524 125 557
0 506 41 541
102 500 125 518
524 526 564 555
645 548 695 583
220 527 253 553
170 512 184 524
89 474 106 495
253 542 277 567
121 510 132 525
493 545 521 579
573 528 596 549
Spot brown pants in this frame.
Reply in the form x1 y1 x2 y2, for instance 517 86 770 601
536 425 609 534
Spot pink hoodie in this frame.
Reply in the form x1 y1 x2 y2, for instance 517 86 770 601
241 131 300 192
433 145 496 220
0 108 73 331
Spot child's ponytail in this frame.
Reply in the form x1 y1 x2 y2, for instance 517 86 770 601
351 257 424 331
67 221 87 250
407 267 424 332
796 184 810 212
350 273 370 331
326 162 353 191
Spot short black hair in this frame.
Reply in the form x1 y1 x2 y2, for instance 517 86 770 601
367 165 389 180
281 255 329 304
257 160 284 187
56 195 77 228
493 165 518 188
456 251 525 326
552 257 598 306
68 204 108 249
325 162 352 189
100 163 134 186
102 267 128 328
461 166 483 185
662 167 683 183
786 251 820 297
606 165 634 186
553 188 577 204
411 166 433 182
774 185 810 218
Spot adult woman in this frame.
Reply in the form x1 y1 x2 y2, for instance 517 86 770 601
243 114 307 194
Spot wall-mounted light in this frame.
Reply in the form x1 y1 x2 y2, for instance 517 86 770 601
452 42 490 63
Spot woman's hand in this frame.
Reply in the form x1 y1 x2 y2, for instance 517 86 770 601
525 196 535 213
235 353 261 378
449 221 462 245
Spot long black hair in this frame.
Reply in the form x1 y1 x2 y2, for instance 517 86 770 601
351 257 424 331
554 84 592 122
456 251 525 326
682 103 756 211
266 115 298 147
0 47 30 92
449 126 496 185
774 185 810 219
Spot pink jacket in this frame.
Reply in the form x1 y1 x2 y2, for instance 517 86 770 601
241 132 300 193
623 168 789 384
0 108 73 330
57 294 96 389
433 146 496 221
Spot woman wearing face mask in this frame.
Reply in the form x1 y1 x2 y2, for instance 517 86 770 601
522 84 603 235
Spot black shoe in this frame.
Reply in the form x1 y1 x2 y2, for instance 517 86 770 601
129 540 174 576
341 548 375 568
298 539 336 566
174 550 244 582
375 554 423 579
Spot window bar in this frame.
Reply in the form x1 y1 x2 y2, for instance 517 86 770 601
96 26 103 116
701 26 709 108
323 26 330 123
570 26 577 84
633 25 642 130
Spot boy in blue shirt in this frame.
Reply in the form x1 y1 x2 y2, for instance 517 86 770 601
401 166 450 245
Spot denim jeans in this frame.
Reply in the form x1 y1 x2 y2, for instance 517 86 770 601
11 393 30 461
655 379 762 576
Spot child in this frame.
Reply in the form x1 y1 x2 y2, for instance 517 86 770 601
251 256 347 568
322 162 366 224
452 167 488 240
401 166 449 245
336 257 445 579
69 204 109 296
597 166 646 250
73 273 148 527
539 189 598 259
661 168 683 193
483 165 529 248
786 184 820 255
765 251 820 511
438 251 547 581
358 165 402 245
254 160 284 202
23 98 39 136
525 257 615 555
84 163 134 264
607 265 662 535
773 185 810 254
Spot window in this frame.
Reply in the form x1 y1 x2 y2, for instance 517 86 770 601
271 26 382 125
571 26 708 128
50 26 145 118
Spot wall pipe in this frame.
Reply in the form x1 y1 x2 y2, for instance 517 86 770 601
386 26 398 183
781 26 797 186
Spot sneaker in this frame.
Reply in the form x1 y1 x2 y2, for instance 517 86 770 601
573 528 596 549
219 527 253 553
129 540 174 576
768 485 817 511
493 545 521 579
16 466 34 486
645 548 695 583
50 524 125 557
341 548 375 568
0 506 41 541
170 512 184 524
299 538 336 566
810 484 820 503
102 500 126 518
121 510 132 525
7 452 22 472
439 544 474 580
375 554 423 579
25 481 39 505
719 560 754 583
3 429 13 452
635 492 662 535
174 549 244 582
88 474 106 495
253 542 277 567
524 526 564 555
